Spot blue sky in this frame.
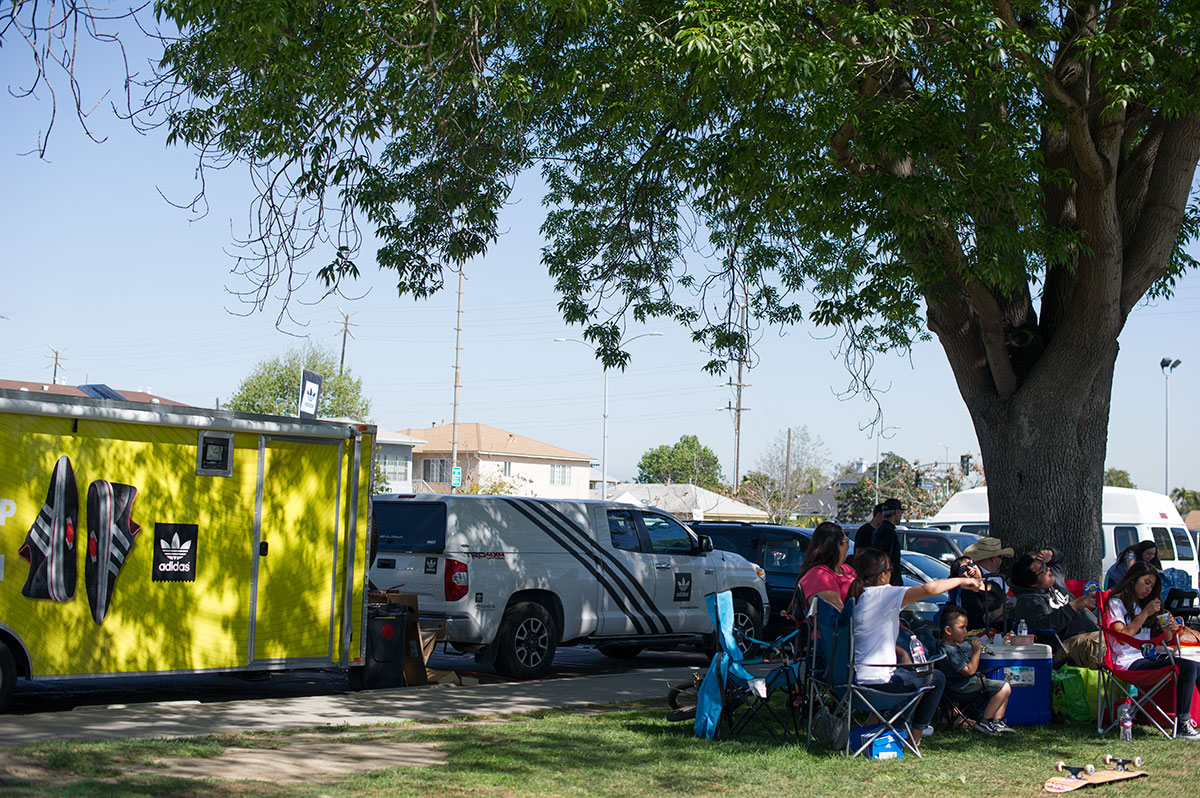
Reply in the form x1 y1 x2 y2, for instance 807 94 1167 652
2 39 1197 498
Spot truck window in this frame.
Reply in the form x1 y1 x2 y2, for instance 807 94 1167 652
764 533 806 571
1152 526 1176 561
1170 527 1194 561
607 509 643 552
373 501 446 552
1112 526 1138 558
642 513 694 555
704 529 760 563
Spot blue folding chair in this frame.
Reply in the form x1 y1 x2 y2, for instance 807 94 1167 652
806 596 940 758
693 590 803 741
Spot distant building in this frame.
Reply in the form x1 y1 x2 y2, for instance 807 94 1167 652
0 380 186 406
398 423 593 499
605 483 769 523
375 428 425 494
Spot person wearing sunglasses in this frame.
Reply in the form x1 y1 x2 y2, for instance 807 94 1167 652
1010 551 1100 668
846 547 985 745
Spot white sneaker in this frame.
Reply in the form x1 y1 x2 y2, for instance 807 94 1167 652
1183 720 1200 741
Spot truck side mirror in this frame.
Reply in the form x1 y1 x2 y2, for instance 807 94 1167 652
696 535 714 554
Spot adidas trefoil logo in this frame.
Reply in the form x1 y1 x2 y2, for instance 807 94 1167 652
160 533 192 562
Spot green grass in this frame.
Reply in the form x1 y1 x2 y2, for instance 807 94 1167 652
2 705 1198 798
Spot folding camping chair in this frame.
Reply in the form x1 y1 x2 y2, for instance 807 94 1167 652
806 596 941 758
1096 589 1180 739
1163 587 1200 626
693 590 803 741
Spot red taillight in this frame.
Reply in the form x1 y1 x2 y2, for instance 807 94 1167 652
444 558 469 601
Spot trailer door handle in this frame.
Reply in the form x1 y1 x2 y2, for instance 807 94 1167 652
259 541 269 557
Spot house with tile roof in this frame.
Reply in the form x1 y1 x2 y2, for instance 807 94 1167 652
398 423 594 499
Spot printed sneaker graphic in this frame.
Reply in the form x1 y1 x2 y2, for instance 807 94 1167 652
18 455 79 602
86 481 141 624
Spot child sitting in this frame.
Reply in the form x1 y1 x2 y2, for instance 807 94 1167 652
938 605 1016 736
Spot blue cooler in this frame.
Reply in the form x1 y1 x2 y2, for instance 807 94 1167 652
849 724 907 759
980 642 1053 725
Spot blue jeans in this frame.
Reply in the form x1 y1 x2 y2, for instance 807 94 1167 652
1126 656 1199 722
869 666 947 728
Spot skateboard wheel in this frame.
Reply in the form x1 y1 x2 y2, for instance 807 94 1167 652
1056 761 1067 772
1085 765 1095 775
1103 755 1113 765
1133 757 1143 767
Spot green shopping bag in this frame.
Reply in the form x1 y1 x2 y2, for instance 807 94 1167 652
1051 666 1092 724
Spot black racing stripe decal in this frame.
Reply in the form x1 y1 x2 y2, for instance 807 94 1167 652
501 498 650 635
517 498 672 634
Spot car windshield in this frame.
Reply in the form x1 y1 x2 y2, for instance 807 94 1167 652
901 552 951 581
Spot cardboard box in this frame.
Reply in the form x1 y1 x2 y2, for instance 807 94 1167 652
849 724 906 759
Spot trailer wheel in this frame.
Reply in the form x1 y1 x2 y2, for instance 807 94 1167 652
495 601 558 679
0 642 15 713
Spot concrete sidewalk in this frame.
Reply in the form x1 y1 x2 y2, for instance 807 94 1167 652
0 666 697 748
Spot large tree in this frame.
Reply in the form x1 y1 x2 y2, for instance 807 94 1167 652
11 2 1198 578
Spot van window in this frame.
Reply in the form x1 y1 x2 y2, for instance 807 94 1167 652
373 501 446 552
1170 527 1194 561
1112 526 1139 558
607 509 643 552
764 533 807 572
642 513 695 554
960 524 990 536
1152 526 1176 561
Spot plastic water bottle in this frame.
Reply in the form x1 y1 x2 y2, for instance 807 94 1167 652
909 634 927 664
1119 688 1137 742
1017 619 1028 638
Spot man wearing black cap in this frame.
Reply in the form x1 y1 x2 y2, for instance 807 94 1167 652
869 498 905 586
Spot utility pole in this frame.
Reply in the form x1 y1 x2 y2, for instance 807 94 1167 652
729 285 750 491
47 346 65 384
450 264 465 493
337 308 357 375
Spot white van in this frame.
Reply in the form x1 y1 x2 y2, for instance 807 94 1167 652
368 494 768 678
924 487 1197 588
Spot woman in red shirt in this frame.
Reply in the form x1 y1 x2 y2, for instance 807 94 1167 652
797 521 856 609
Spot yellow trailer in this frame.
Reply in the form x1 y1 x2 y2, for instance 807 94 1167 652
0 389 374 710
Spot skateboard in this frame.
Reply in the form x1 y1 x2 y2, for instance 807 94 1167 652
1044 758 1147 792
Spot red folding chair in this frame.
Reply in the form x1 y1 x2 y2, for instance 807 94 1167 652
1096 589 1180 739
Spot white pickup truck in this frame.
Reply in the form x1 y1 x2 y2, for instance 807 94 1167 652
369 494 768 678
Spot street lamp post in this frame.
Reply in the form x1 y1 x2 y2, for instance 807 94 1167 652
873 422 899 507
1161 357 1182 494
556 332 662 500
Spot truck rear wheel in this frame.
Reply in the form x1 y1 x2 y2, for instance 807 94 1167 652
0 641 16 712
495 601 557 679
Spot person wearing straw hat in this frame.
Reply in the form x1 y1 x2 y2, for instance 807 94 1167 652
962 537 1014 577
960 537 1016 631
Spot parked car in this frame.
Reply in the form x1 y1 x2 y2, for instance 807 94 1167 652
692 521 953 631
897 527 983 563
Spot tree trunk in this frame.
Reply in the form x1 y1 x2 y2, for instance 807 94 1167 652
962 339 1118 581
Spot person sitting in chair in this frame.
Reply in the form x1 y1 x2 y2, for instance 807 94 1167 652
937 605 1016 735
1011 552 1099 668
847 547 984 746
950 556 1007 632
1106 541 1161 589
796 521 857 610
1105 562 1200 740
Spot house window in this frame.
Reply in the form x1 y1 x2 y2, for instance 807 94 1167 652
550 464 571 486
422 458 451 482
503 461 513 477
379 452 410 484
